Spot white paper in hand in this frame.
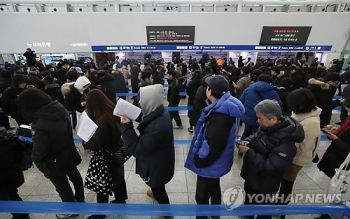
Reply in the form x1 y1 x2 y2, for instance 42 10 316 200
113 98 141 121
76 111 98 142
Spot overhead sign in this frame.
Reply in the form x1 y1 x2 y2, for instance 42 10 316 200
92 45 332 52
146 26 195 45
259 26 312 45
27 42 51 48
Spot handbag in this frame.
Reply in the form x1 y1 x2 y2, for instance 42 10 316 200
85 151 113 195
105 145 132 166
325 153 350 202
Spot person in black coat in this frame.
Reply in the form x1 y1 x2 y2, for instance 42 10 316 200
2 74 29 125
276 78 293 116
318 98 350 178
28 67 42 88
307 73 342 128
97 70 117 104
37 71 65 106
0 70 12 93
167 70 182 129
130 64 141 94
186 70 202 133
153 66 164 85
63 76 91 114
121 84 175 219
16 89 84 219
192 75 211 129
23 48 37 67
111 70 128 100
0 129 30 219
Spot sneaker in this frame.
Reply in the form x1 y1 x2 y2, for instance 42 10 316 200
187 127 193 133
174 125 183 129
146 189 154 198
56 214 77 219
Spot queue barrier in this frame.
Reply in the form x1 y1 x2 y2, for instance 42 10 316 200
117 92 187 97
0 201 349 217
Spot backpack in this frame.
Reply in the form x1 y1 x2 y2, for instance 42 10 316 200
42 78 60 91
0 129 33 171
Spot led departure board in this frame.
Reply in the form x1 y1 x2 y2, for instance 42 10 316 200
259 26 312 45
146 26 195 45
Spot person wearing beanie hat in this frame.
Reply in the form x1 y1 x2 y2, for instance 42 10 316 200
1 74 29 125
185 75 245 219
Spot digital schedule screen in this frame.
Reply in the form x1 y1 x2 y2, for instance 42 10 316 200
259 26 312 45
146 26 195 45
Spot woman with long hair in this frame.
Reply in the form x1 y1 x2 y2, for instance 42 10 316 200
277 88 321 218
17 89 84 219
84 89 127 219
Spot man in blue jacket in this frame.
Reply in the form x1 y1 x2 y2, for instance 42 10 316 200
185 75 245 219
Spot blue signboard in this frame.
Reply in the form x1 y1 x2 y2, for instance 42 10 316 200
0 63 5 69
91 45 332 52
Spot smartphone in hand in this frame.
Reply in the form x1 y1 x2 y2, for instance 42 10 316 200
321 128 330 134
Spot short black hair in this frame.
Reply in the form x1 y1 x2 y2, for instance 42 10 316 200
62 61 69 66
277 77 292 89
287 88 317 114
141 70 152 80
271 66 280 74
241 67 250 75
168 70 177 77
324 72 341 82
66 70 80 82
41 70 51 78
266 62 273 68
257 74 272 83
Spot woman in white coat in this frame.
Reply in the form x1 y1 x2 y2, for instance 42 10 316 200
278 88 322 218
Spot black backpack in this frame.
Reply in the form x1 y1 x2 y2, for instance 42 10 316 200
0 129 33 171
41 78 60 91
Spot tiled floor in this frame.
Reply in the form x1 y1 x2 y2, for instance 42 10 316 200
0 100 345 219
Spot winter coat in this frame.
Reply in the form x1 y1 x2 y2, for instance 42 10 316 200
38 77 64 106
234 75 251 98
185 92 245 178
85 116 125 189
291 108 322 166
318 119 350 178
112 72 128 94
121 85 174 188
1 74 28 118
153 72 164 85
31 101 81 178
186 75 202 107
62 77 90 113
277 87 291 116
100 74 117 104
241 117 304 193
272 71 285 86
0 78 12 94
192 76 211 126
240 81 282 127
28 73 41 88
307 78 341 127
167 78 180 105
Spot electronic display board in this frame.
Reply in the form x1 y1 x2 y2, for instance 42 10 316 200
259 26 312 45
146 26 195 45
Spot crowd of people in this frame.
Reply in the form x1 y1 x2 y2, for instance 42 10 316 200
0 51 350 219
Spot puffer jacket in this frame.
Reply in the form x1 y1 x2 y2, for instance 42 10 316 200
185 92 245 178
307 78 341 127
31 101 81 178
291 108 322 166
241 117 304 193
234 75 251 98
240 81 282 127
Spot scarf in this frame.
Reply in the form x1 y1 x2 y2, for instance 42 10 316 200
338 117 350 137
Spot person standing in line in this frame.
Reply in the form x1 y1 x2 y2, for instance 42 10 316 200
185 75 245 219
167 70 183 129
121 84 175 219
84 89 128 219
186 70 202 133
238 100 304 219
277 88 321 219
17 89 84 219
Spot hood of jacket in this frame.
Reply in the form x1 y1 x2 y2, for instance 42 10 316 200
308 78 329 90
251 81 277 93
139 84 164 117
11 74 28 88
34 100 67 121
74 76 91 94
260 116 305 143
61 82 75 95
203 92 245 118
291 107 322 123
